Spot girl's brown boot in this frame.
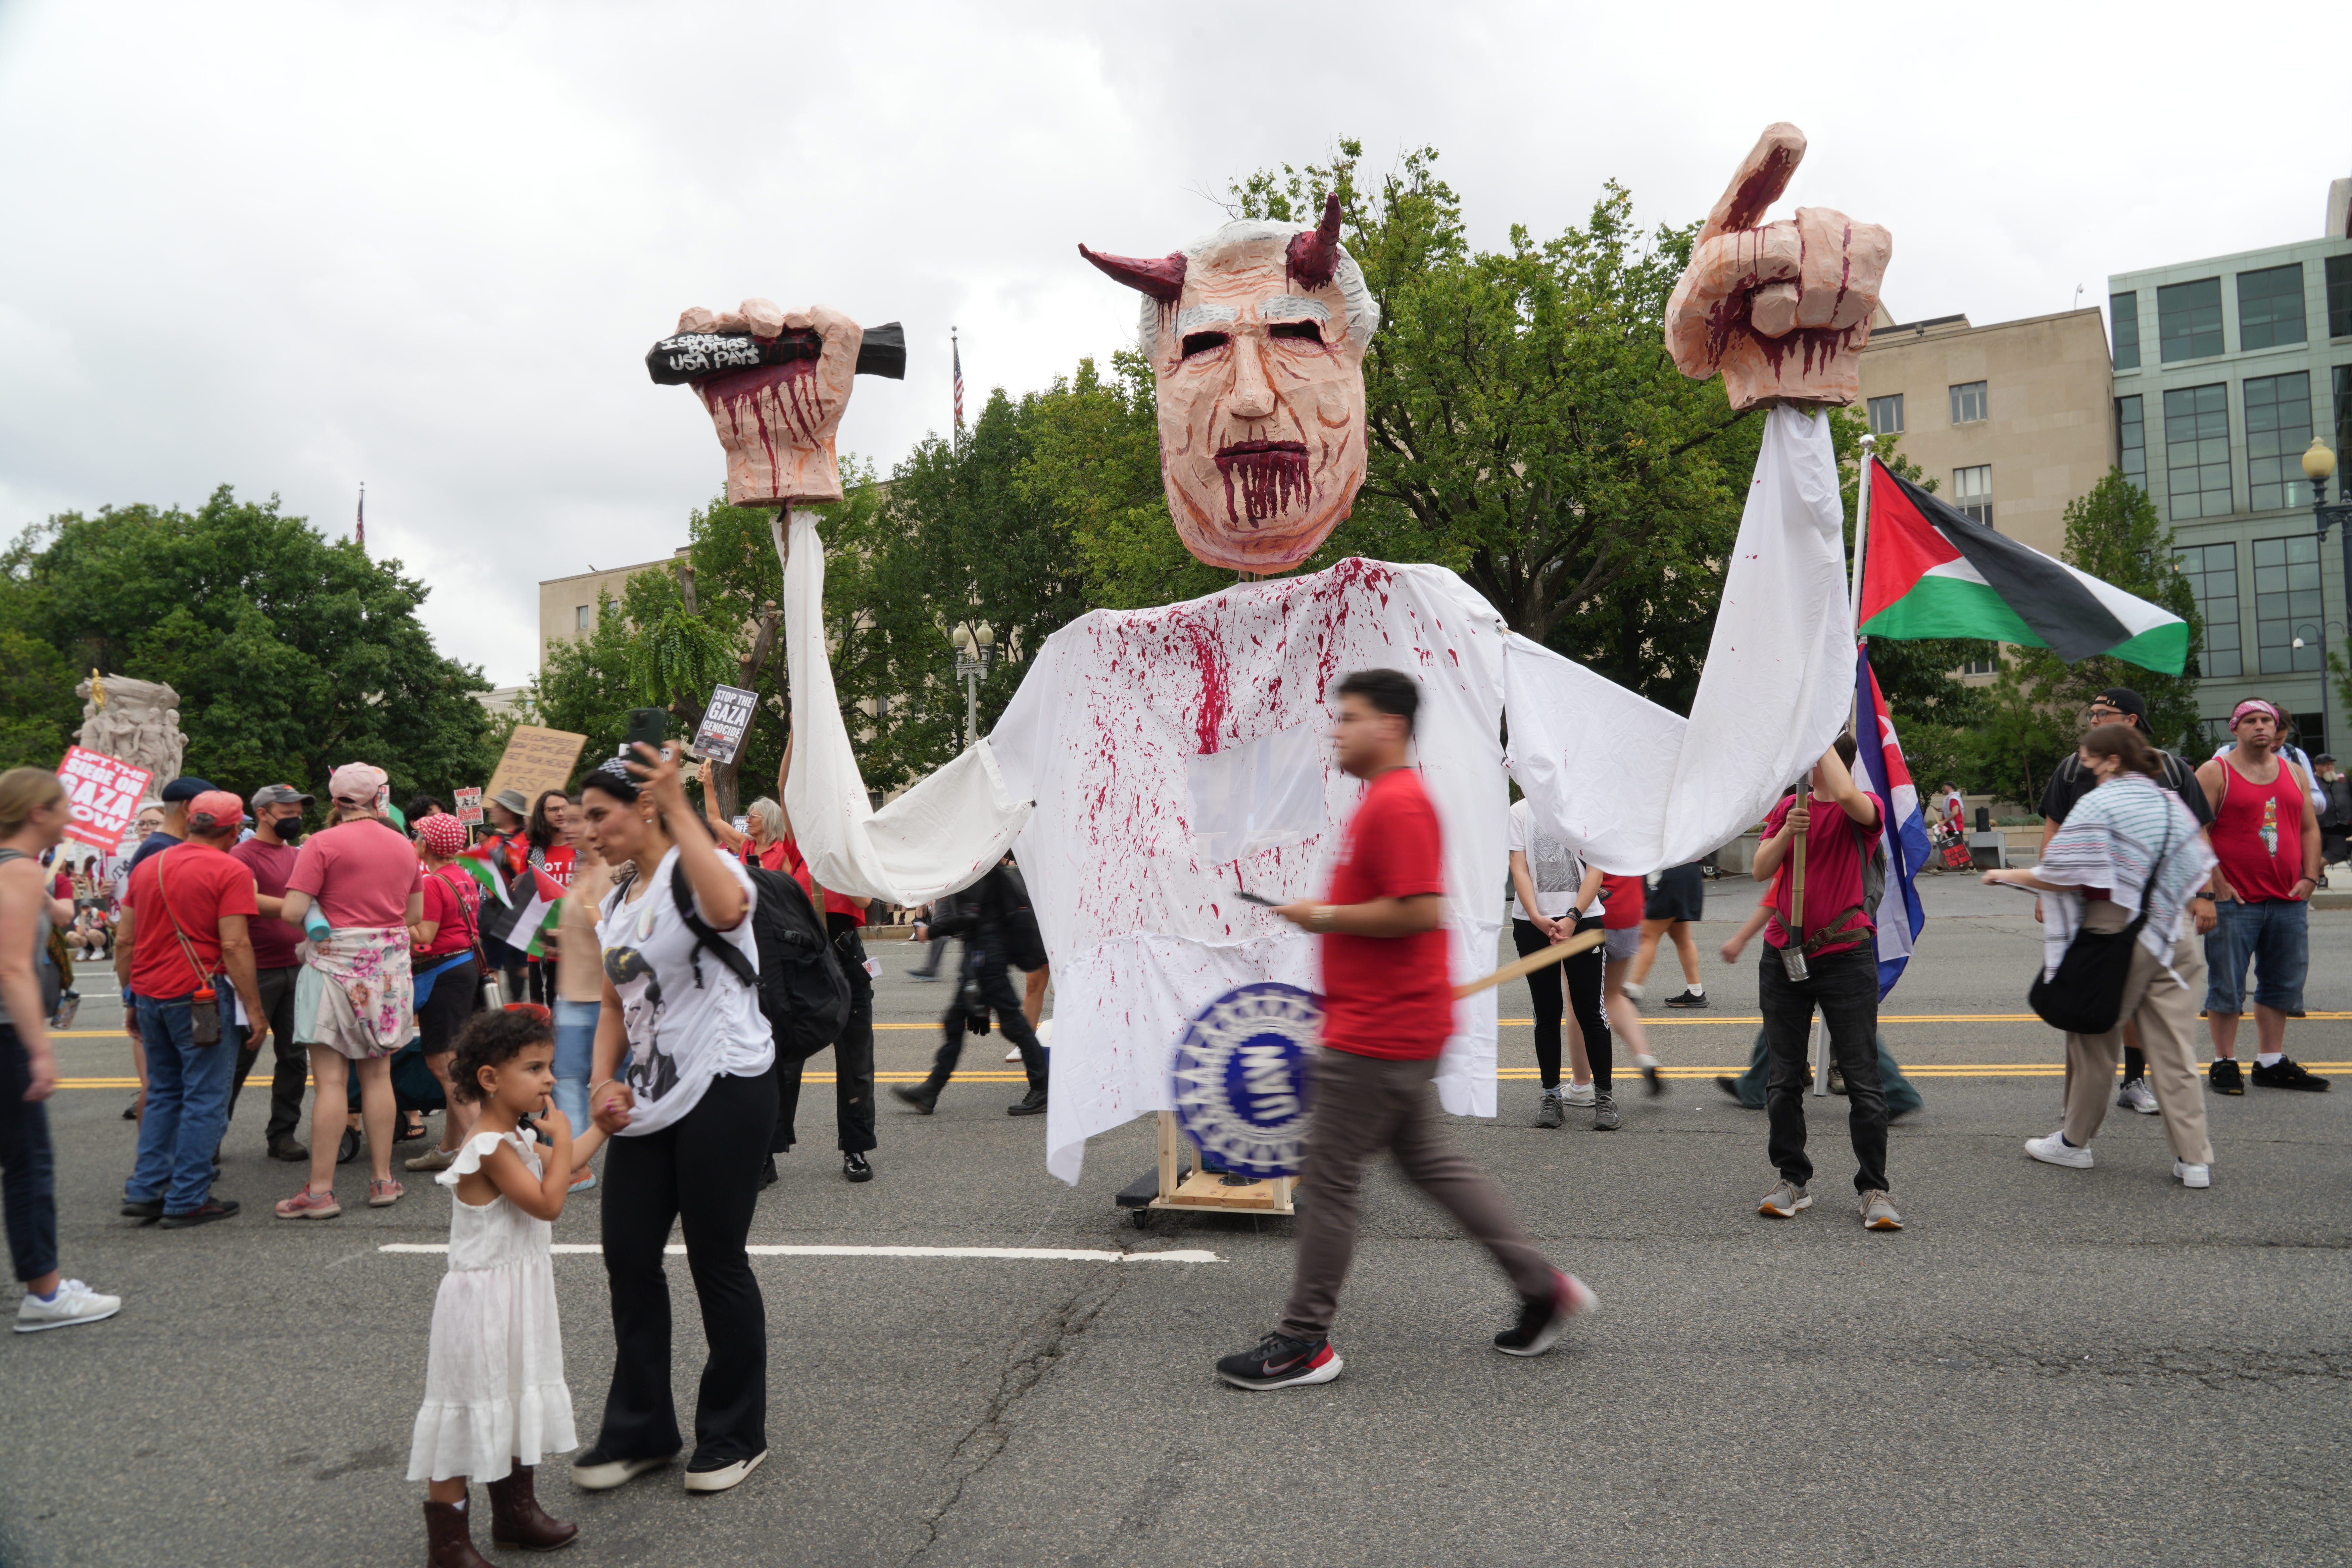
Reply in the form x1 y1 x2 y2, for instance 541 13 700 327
487 1463 580 1551
424 1500 493 1568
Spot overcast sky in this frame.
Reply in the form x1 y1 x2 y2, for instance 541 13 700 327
2 1 2346 688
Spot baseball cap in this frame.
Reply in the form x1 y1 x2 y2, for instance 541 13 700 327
251 783 314 809
328 762 388 805
159 777 218 803
185 790 245 833
2091 688 2147 727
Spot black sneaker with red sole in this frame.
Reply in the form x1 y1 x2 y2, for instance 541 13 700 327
1494 1270 1598 1357
1216 1331 1342 1390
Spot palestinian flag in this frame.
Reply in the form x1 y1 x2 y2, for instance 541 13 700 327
1859 459 2189 675
453 847 513 909
481 862 566 957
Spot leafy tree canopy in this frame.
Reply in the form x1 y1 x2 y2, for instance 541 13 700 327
0 486 501 808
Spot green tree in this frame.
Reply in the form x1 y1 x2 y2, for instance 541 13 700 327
1971 470 2205 802
0 486 500 805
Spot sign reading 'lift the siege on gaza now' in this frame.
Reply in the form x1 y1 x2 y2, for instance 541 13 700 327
56 747 154 852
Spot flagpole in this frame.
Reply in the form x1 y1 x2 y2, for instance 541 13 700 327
1851 432 1875 635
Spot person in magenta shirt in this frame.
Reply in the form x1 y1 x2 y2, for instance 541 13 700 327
225 784 315 1163
1749 733 1900 1229
1216 670 1593 1392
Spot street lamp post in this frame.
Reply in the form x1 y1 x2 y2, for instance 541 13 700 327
2303 440 2352 753
952 622 995 748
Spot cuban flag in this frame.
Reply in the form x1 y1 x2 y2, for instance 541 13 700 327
1854 644 1930 999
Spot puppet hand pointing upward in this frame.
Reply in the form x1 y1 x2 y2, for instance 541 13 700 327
676 299 863 506
1663 125 1892 411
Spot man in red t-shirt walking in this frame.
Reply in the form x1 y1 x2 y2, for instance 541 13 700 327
1217 671 1594 1391
1750 736 1900 1229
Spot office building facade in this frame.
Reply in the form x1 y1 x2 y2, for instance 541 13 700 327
2109 206 2352 756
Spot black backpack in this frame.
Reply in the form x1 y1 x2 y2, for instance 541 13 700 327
662 858 850 1064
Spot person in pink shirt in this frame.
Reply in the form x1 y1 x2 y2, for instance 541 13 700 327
275 764 424 1219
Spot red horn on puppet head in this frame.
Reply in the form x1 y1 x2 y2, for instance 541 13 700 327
1285 192 1343 289
1077 245 1187 303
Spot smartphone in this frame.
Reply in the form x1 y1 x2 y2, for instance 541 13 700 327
623 707 668 755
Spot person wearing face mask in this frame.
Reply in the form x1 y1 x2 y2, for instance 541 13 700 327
226 785 316 1163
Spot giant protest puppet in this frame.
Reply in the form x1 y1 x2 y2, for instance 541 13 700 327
648 123 1889 1185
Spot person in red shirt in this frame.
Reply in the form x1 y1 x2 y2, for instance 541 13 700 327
226 784 315 1162
120 791 267 1228
1750 735 1900 1229
1216 670 1593 1391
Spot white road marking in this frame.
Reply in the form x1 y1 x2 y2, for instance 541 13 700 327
378 1243 1222 1263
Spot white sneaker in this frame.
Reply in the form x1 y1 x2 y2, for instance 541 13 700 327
1619 981 1646 1003
2172 1158 2211 1189
683 1450 767 1493
14 1278 122 1333
2116 1079 2159 1116
2025 1131 2093 1169
1562 1082 1597 1107
1004 1046 1023 1062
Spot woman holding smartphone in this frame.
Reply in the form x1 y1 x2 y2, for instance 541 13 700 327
573 740 777 1498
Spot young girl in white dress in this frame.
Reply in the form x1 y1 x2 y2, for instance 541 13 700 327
408 1007 605 1566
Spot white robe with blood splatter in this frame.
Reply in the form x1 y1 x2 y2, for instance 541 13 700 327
782 404 1856 1184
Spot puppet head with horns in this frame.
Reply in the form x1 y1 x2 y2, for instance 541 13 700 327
1080 193 1378 573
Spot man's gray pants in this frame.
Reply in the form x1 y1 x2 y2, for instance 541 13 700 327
1277 1047 1556 1342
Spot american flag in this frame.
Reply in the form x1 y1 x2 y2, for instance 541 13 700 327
951 329 964 434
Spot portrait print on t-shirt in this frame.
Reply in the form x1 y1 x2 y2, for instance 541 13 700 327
602 942 681 1106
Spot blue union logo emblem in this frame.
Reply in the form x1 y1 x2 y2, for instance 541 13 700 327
1169 982 1319 1180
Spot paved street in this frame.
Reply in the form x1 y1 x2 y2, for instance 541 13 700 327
5 877 2347 1567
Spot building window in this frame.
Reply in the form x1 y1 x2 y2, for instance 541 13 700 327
2111 291 2140 371
2116 395 2146 489
2157 277 2224 362
2253 535 2323 674
1867 394 1905 435
2328 255 2352 339
1952 465 1993 527
2244 372 2313 510
575 604 592 631
2162 384 2233 520
1949 381 1988 424
2237 263 2306 351
2294 712 2329 760
2336 364 2352 459
2175 543 2242 680
1958 646 1998 676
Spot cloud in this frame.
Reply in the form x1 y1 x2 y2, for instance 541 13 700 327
1 0 2342 684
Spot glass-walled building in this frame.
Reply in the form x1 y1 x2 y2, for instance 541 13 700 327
2109 210 2352 756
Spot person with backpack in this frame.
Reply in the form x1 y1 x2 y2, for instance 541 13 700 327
1749 736 1900 1231
890 854 1049 1117
1987 723 2217 1186
575 746 777 1498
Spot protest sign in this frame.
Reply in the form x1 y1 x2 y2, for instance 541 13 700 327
692 684 758 765
485 725 589 806
455 787 483 826
57 746 154 853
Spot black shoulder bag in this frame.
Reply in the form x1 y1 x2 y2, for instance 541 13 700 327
2028 813 2173 1036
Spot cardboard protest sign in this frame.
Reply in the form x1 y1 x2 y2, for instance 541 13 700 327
455 787 483 826
485 725 589 806
57 746 154 853
692 684 758 766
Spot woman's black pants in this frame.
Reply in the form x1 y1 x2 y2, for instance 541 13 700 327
597 1065 777 1465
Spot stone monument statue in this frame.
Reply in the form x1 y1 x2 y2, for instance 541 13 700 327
76 672 186 789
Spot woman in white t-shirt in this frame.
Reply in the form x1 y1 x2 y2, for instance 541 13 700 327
1505 798 1616 1130
577 744 776 1498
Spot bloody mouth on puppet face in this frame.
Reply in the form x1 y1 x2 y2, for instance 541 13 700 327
1214 441 1311 528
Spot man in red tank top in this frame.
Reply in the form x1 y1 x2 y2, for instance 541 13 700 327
2194 700 2326 1094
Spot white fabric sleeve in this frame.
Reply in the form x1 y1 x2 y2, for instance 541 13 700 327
777 508 1034 905
1504 404 1856 873
436 1130 512 1187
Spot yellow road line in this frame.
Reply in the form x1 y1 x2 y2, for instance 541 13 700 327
59 1064 2352 1090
